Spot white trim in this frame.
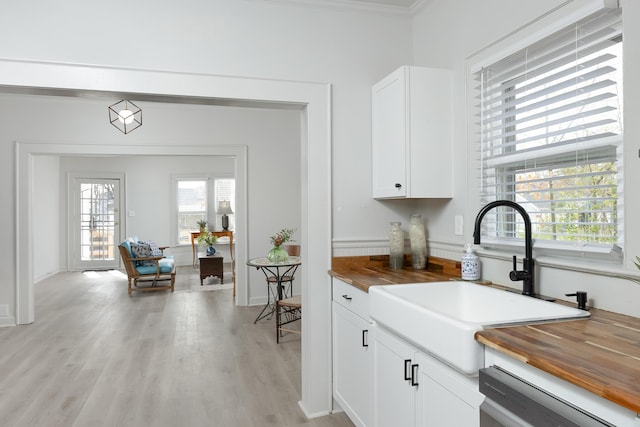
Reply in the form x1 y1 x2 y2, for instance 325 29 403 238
248 0 417 16
468 0 618 72
0 317 17 327
6 58 331 418
17 143 250 303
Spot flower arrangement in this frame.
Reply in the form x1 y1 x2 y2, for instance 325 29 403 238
270 228 296 247
197 219 208 231
197 232 217 247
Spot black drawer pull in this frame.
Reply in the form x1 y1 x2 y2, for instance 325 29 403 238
404 359 411 380
411 364 419 387
342 294 352 301
362 329 368 347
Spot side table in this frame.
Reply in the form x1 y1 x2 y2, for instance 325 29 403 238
198 253 224 285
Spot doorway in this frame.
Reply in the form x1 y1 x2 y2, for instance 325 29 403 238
69 175 123 271
9 61 332 417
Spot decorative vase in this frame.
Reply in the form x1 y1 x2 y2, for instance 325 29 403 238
410 214 427 270
389 222 404 270
267 245 289 262
206 246 216 256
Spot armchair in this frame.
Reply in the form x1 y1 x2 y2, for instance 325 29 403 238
118 240 176 295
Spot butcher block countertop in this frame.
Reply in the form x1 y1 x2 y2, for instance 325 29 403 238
329 255 460 292
330 256 640 415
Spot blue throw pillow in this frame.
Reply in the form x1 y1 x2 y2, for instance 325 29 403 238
139 240 163 257
130 242 156 266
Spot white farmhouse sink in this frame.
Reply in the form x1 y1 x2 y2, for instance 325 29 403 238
369 281 590 376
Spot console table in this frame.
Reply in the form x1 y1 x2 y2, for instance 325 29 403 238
191 230 234 266
191 230 236 295
198 253 224 285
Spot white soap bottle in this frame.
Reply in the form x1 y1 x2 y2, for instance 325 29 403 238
461 244 480 281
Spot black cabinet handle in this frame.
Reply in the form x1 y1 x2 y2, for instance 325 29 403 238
395 183 402 189
404 359 412 380
362 330 368 347
341 294 352 301
411 364 419 387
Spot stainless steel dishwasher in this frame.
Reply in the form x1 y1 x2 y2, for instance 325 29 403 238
479 366 614 427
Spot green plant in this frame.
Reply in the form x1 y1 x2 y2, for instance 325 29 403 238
197 232 217 246
634 256 640 270
270 228 296 247
197 219 207 229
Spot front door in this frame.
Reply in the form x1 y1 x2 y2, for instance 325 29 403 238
69 177 121 270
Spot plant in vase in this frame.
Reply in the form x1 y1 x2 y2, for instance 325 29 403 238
197 232 218 256
197 219 208 233
268 228 296 262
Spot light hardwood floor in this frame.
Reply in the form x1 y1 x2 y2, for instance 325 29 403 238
0 269 353 427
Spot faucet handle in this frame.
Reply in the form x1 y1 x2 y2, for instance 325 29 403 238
509 256 519 281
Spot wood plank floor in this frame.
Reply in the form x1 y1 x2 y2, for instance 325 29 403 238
0 270 353 427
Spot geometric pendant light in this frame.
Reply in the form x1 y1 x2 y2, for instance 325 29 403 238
108 100 142 134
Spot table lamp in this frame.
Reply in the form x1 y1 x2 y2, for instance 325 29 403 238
218 201 234 230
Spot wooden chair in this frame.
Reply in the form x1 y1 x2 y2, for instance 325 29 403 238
276 295 301 343
118 241 176 295
275 244 301 343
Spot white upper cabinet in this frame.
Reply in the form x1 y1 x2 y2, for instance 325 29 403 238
372 66 453 199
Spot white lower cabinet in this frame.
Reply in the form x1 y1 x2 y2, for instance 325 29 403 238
374 326 418 426
332 279 373 427
374 326 483 427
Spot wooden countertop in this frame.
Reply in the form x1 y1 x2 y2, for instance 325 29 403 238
329 255 460 292
476 309 640 414
330 256 640 415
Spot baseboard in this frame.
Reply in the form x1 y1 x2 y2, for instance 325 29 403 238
33 268 64 284
0 316 17 327
248 296 269 306
298 400 331 419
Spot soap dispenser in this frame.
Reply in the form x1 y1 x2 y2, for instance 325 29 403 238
461 244 481 281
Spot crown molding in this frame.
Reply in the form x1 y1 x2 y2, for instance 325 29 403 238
247 0 429 16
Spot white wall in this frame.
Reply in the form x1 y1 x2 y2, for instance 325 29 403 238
32 155 61 282
410 0 640 317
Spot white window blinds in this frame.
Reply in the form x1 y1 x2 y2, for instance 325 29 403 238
474 7 623 250
177 179 207 245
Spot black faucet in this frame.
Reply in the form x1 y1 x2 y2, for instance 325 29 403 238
473 200 535 297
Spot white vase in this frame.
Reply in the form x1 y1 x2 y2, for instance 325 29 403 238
389 222 404 270
410 214 427 270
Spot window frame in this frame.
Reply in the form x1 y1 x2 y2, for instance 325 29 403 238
469 2 623 261
171 174 236 246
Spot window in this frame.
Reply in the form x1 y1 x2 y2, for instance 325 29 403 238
177 179 208 245
175 176 236 245
474 7 623 253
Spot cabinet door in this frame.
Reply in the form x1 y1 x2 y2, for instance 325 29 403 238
415 352 481 427
374 326 417 427
372 68 407 198
333 303 373 427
